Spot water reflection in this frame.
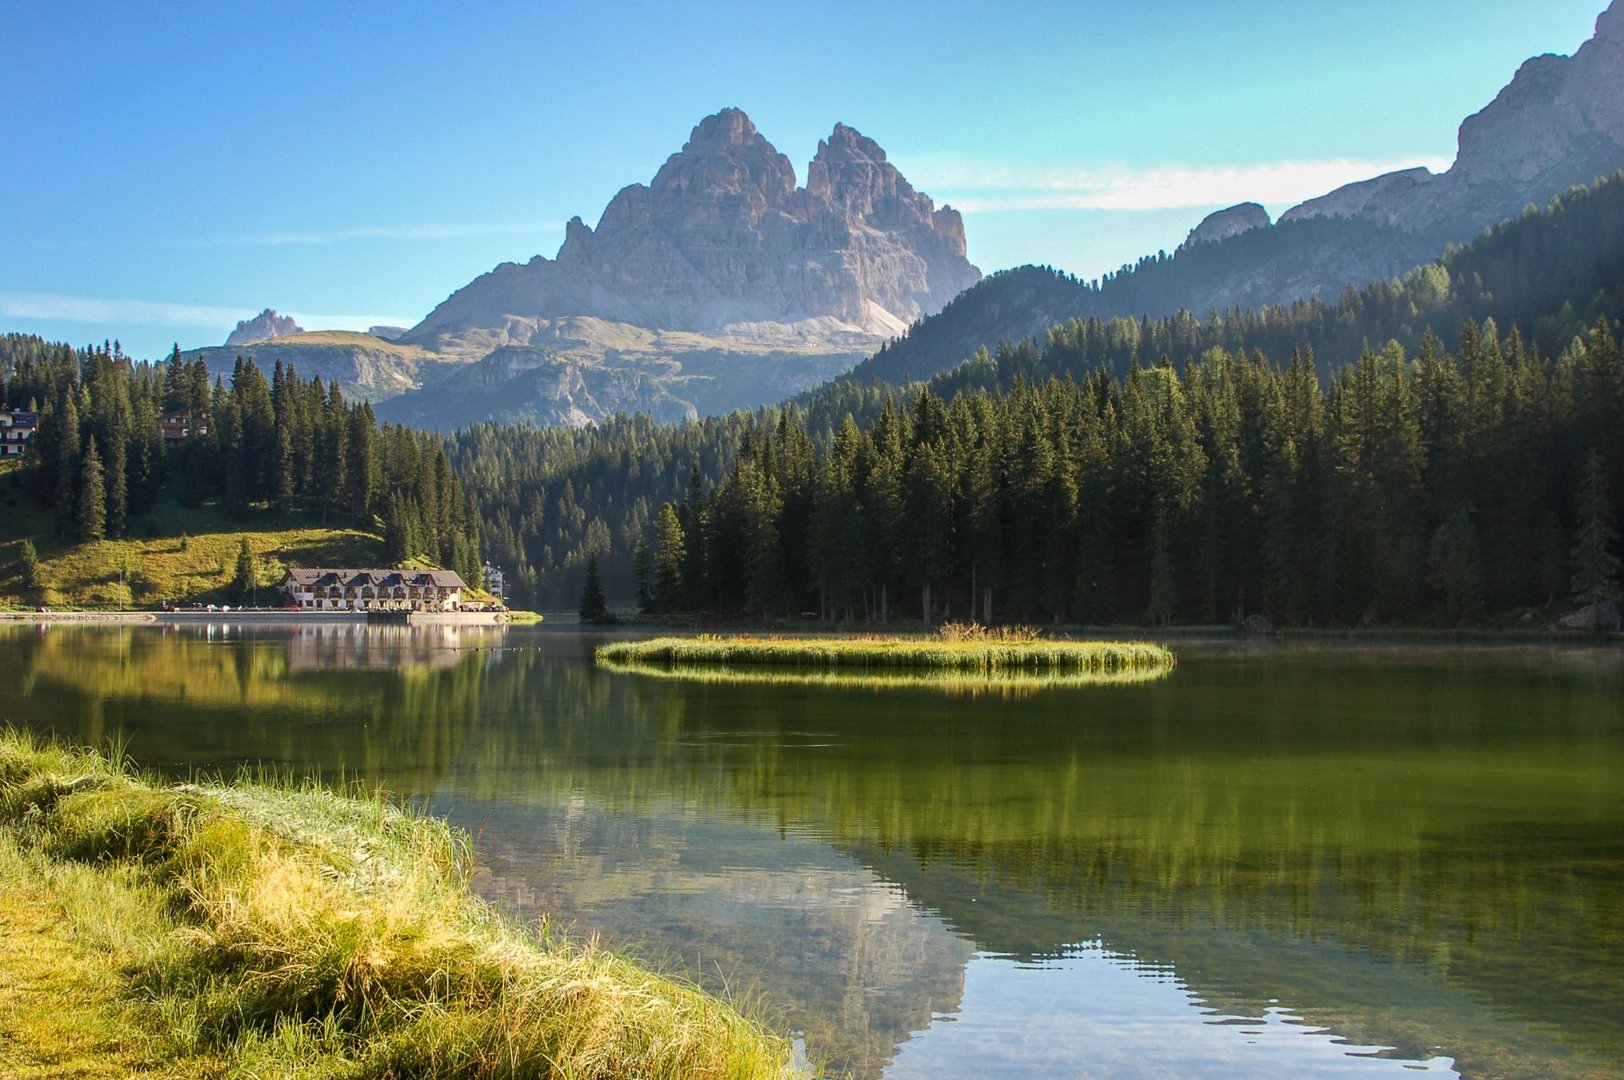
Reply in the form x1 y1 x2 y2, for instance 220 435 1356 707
0 627 1620 1078
597 656 1173 696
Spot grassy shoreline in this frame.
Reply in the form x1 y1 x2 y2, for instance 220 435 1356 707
596 629 1176 676
0 731 796 1078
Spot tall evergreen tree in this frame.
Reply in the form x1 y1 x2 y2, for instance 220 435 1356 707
578 554 608 623
77 434 106 543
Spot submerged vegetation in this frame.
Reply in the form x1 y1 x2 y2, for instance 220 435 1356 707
0 729 796 1079
596 624 1175 678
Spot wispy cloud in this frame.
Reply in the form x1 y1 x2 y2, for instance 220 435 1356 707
916 156 1453 213
0 291 412 334
176 220 564 248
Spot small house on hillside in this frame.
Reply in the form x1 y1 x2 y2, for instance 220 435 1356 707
279 568 468 612
0 409 39 457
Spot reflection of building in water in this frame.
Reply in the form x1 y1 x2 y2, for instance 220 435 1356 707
284 623 505 671
280 568 468 612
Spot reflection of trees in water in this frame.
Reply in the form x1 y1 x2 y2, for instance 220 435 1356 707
448 651 1624 1077
0 624 503 794
597 657 1171 696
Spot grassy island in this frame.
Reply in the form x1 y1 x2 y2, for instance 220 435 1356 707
597 624 1176 680
0 731 795 1079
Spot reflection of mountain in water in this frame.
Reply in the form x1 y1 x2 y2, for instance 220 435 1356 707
462 800 972 1078
3 630 1621 1078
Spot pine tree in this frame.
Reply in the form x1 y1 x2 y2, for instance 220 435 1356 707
578 554 609 623
53 392 81 538
77 434 105 542
1570 448 1620 608
651 502 685 615
232 537 259 605
19 539 42 591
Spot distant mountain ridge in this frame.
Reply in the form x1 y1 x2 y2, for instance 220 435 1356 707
1283 0 1624 239
843 1 1624 390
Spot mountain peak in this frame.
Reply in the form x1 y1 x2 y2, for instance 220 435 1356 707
410 111 979 344
1280 0 1624 238
818 122 887 163
685 107 759 148
1596 0 1622 44
226 308 303 347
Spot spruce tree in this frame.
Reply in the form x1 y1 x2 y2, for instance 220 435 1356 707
652 502 687 614
19 539 42 591
77 435 105 542
578 554 608 623
232 538 259 605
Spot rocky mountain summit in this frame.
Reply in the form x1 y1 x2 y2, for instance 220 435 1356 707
405 108 980 352
225 309 304 346
1180 203 1270 250
1283 0 1624 239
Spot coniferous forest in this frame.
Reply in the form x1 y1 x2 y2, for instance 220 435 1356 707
0 339 483 586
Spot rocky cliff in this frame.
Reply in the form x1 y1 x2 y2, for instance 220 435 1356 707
405 109 980 351
226 309 304 346
1284 0 1624 239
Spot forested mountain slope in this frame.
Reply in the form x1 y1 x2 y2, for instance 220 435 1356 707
825 171 1624 407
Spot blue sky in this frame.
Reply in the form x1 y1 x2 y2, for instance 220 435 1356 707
0 0 1608 359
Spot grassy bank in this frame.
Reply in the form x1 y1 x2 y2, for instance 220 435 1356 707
0 731 796 1078
597 624 1175 676
0 464 385 609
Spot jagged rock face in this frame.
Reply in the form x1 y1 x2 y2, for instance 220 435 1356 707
1279 169 1435 226
406 108 980 347
1284 0 1624 239
1180 203 1270 249
226 309 304 346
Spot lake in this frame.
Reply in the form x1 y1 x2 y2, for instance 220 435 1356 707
2 623 1620 1078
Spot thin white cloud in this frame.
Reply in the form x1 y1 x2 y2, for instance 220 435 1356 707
178 220 565 248
916 156 1454 213
0 291 412 334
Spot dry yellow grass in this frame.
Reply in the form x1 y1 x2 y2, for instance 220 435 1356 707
0 731 798 1079
0 837 223 1078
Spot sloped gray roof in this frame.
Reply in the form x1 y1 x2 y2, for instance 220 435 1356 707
280 568 466 589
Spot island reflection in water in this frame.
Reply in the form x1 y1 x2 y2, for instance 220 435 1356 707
1 624 1620 1078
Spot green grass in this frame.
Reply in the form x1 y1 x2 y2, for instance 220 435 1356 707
0 463 386 609
0 730 797 1079
597 625 1175 677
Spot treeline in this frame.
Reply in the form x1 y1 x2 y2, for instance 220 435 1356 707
444 413 749 607
450 312 1621 625
635 318 1622 627
843 170 1624 393
1 337 481 584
